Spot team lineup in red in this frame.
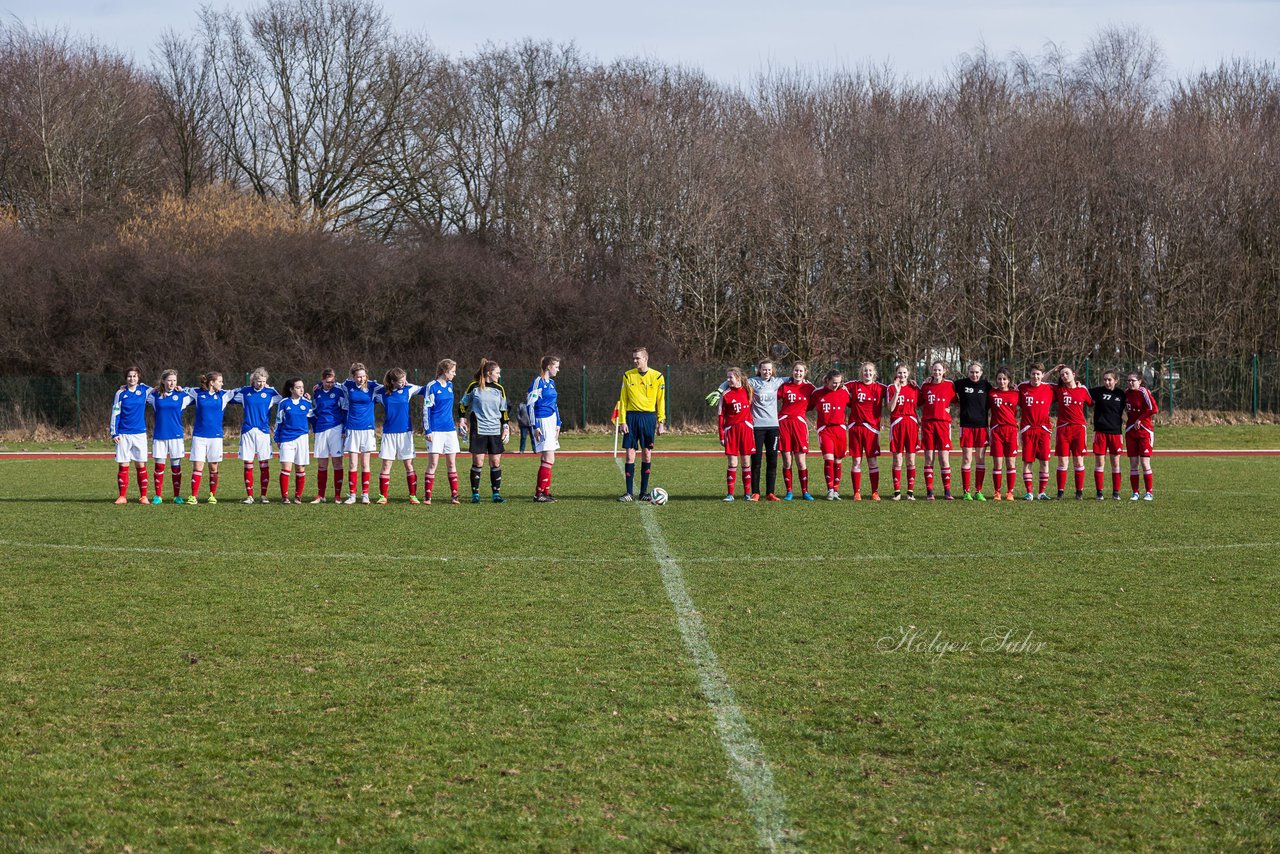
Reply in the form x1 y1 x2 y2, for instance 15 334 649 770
712 359 1159 503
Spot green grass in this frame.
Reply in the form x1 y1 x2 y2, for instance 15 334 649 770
1 452 1278 851
6 421 1280 453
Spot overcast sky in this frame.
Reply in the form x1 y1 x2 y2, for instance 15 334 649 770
3 0 1276 83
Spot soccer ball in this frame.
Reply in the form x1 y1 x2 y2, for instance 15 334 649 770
650 487 669 505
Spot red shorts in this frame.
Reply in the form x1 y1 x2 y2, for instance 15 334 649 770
722 423 756 457
1055 424 1087 457
960 427 989 449
817 425 848 458
1125 426 1154 458
848 424 881 458
921 421 952 452
778 417 809 454
990 425 1018 458
889 419 919 455
1093 433 1122 455
1020 426 1051 462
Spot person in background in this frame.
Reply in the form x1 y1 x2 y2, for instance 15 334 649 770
516 398 535 454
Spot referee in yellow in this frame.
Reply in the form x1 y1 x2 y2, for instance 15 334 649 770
617 348 666 502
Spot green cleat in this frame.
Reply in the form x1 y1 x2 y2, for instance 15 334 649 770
206 494 218 505
974 492 986 502
186 496 198 505
151 496 162 505
962 491 973 501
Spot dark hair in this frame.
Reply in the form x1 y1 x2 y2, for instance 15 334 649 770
1029 362 1046 373
383 367 407 388
540 355 561 372
200 370 222 391
823 369 843 383
320 367 336 380
283 376 304 395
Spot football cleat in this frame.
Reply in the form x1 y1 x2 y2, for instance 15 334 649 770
616 493 634 503
310 496 326 504
853 492 862 501
1142 491 1154 501
533 493 554 503
375 496 388 505
801 492 815 501
638 492 653 502
1023 492 1035 501
114 496 128 505
152 496 163 505
1075 490 1084 500
765 493 781 502
174 496 185 505
943 490 954 500
492 493 505 503
1056 490 1065 500
1131 492 1141 501
343 494 357 505
408 496 421 505
783 491 794 501
1113 491 1122 501
259 496 270 504
723 494 735 502
925 489 934 500
1096 492 1106 501
243 496 256 504
905 492 916 501
962 491 973 501
187 496 198 505
138 496 150 504
206 495 217 505
280 497 291 505
361 494 371 504
1037 492 1050 501
450 495 461 505
892 491 901 501
871 492 881 501
825 489 837 501
974 492 986 502
1005 492 1015 501
745 494 759 502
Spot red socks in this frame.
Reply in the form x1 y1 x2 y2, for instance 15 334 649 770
869 466 879 494
799 468 808 494
279 472 289 499
784 468 793 492
317 469 328 498
993 469 1003 493
727 467 737 495
852 468 862 495
962 466 971 493
1112 471 1122 493
1057 467 1068 492
258 462 269 495
379 473 391 499
893 467 902 492
153 464 166 497
448 471 459 498
744 469 753 497
191 470 202 498
1144 471 1153 493
295 472 306 500
1095 467 1105 492
906 467 916 491
924 466 934 492
1131 471 1140 492
408 472 418 498
1074 466 1085 492
1023 470 1034 493
170 464 182 497
362 471 371 496
137 465 149 498
244 462 255 497
942 467 951 492
117 465 129 499
537 462 553 494
348 470 358 496
975 464 985 491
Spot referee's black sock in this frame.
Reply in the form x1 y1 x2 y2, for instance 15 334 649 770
489 466 502 494
625 463 635 495
470 466 482 493
640 463 651 495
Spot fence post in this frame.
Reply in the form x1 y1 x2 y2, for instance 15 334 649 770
581 365 587 429
1084 357 1090 387
1253 353 1259 418
1168 357 1175 415
75 372 81 434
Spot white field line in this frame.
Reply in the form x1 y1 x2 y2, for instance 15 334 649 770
0 539 1277 568
618 462 798 852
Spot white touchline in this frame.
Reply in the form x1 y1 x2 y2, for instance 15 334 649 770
617 462 798 852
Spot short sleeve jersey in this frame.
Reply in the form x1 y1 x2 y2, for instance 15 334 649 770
808 386 852 428
376 384 424 435
719 386 753 429
848 381 886 428
423 380 457 433
190 388 237 439
988 388 1020 428
233 385 281 433
342 379 384 431
148 388 193 441
1053 384 1093 427
110 384 151 437
777 380 816 420
953 378 992 428
919 380 956 423
311 384 347 433
1089 385 1126 434
1017 382 1054 429
273 397 314 444
887 384 920 424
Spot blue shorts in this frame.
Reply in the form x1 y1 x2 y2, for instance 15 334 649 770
623 412 658 450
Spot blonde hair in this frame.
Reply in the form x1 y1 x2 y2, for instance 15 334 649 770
158 369 178 389
860 361 878 381
250 366 269 383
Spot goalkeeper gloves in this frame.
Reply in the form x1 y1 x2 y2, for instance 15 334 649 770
704 390 723 407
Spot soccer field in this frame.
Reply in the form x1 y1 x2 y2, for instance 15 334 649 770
1 453 1278 850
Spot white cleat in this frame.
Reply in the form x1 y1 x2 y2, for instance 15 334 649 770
310 496 326 504
343 494 357 505
242 496 256 504
1142 492 1154 501
361 494 371 504
1131 492 1141 501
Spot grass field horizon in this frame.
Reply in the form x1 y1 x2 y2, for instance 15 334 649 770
1 436 1277 850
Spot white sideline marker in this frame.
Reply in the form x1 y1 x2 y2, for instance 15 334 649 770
619 462 799 852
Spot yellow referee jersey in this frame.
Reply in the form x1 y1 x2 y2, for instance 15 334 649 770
618 368 666 422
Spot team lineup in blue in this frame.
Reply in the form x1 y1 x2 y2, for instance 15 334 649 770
109 346 1161 507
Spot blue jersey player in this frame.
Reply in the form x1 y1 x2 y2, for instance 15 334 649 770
422 359 462 504
527 356 562 502
186 370 238 504
231 367 280 503
111 366 151 504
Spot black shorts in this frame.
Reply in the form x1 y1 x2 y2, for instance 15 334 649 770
470 434 505 456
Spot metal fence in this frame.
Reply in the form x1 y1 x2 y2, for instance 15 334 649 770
1 356 1276 435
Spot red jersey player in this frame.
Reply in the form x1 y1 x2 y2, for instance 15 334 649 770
847 361 886 500
988 366 1020 500
807 370 852 500
886 363 921 500
1125 371 1159 500
1049 365 1093 499
777 362 817 501
919 360 957 500
718 367 756 501
1018 362 1055 499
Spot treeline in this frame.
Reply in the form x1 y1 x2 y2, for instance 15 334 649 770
0 5 1277 374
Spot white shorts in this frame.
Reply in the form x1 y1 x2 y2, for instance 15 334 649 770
190 436 224 463
533 416 560 453
152 438 186 462
278 437 310 466
239 428 273 461
379 431 417 460
344 428 376 454
427 431 460 455
314 426 344 458
115 433 148 464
